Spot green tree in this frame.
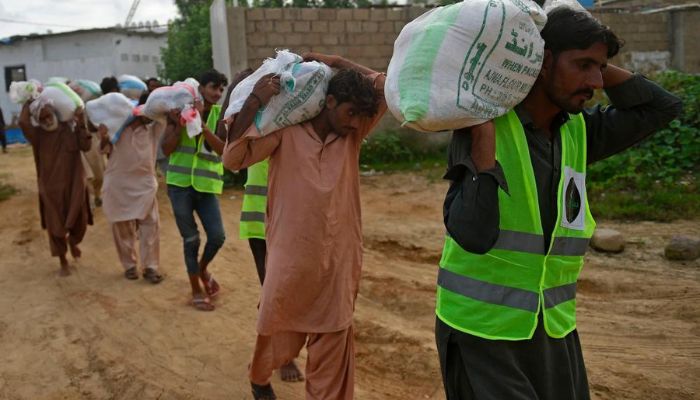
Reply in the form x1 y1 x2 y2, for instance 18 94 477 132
159 0 213 82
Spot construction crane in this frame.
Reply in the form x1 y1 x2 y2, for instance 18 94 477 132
124 0 142 27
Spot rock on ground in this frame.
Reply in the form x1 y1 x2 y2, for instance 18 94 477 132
664 236 700 261
590 228 625 253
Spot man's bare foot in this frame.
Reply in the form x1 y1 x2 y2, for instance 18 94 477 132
280 360 304 382
69 244 82 259
59 257 71 277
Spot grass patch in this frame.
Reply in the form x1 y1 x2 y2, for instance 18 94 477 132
0 182 17 202
360 129 448 178
589 183 700 221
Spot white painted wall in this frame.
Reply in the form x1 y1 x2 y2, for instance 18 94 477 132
0 29 167 125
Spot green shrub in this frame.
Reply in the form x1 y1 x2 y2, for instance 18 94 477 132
360 130 415 165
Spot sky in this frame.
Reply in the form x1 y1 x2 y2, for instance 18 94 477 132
0 0 180 39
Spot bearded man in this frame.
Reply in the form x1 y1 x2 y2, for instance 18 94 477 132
19 99 93 276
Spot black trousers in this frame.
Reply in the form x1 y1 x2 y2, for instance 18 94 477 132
435 316 590 400
0 131 6 151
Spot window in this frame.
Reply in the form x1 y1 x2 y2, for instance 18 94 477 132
152 56 159 63
142 55 150 62
4 65 26 92
132 54 140 62
121 53 129 61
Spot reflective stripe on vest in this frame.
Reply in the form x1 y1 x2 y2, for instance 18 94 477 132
173 145 222 163
166 105 223 194
239 159 269 240
437 110 596 341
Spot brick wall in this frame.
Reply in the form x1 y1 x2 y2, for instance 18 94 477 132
679 10 700 72
242 7 428 71
234 6 699 74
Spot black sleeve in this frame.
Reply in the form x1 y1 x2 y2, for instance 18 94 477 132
443 130 508 254
585 73 683 164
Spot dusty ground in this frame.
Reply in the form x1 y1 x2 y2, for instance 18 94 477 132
0 145 698 400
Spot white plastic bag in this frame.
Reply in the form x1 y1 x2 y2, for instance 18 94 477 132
143 79 201 122
224 50 333 136
69 79 103 101
118 74 147 100
46 77 69 85
9 80 42 104
143 78 203 137
385 0 547 132
34 82 84 122
86 92 135 143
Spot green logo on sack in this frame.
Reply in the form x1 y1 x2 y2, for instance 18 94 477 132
273 67 328 128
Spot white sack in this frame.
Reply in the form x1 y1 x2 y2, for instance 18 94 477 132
86 92 135 143
385 0 547 132
224 50 333 136
46 77 69 85
70 79 103 101
118 74 147 100
142 78 203 138
34 82 84 122
9 80 42 104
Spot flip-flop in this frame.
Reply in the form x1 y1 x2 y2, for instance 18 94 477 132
124 266 139 280
251 382 276 400
191 296 215 311
143 268 164 284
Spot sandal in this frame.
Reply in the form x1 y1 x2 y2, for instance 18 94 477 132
202 274 220 298
124 266 139 280
251 382 276 400
191 295 215 311
143 268 164 284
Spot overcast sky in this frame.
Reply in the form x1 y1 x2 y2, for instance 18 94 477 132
0 0 180 38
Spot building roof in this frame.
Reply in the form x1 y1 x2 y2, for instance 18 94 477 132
0 26 167 46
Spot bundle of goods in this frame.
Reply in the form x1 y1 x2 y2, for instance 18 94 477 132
69 79 103 101
385 0 547 132
86 92 135 143
9 80 43 104
33 82 85 122
45 77 69 85
118 74 147 100
142 78 202 138
223 50 333 136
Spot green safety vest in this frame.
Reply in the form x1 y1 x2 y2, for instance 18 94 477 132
239 159 269 240
166 105 223 194
437 110 596 341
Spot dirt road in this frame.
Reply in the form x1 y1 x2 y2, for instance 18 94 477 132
0 145 697 400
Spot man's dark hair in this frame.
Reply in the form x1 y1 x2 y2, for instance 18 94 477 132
540 7 623 59
100 76 119 94
199 69 228 88
327 69 379 117
138 92 149 105
145 77 160 85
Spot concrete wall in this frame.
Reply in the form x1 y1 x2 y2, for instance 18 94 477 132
0 30 166 125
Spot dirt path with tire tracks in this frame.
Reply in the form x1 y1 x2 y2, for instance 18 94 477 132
0 145 697 399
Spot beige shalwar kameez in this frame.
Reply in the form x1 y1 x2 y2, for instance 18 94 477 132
223 73 386 399
101 121 164 271
82 135 105 207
